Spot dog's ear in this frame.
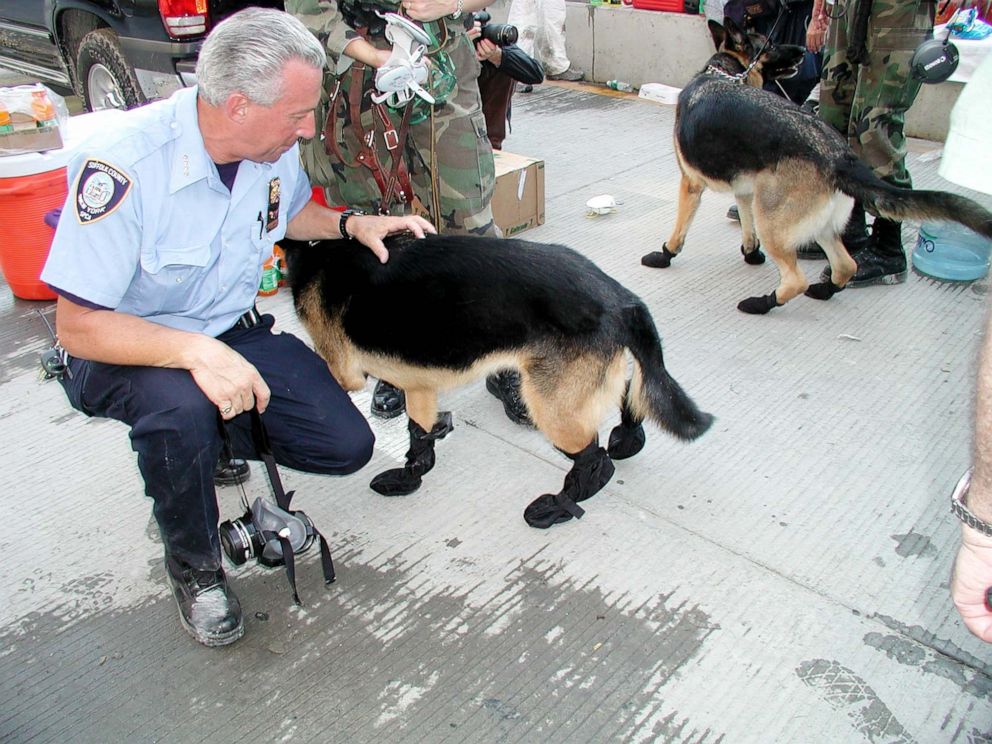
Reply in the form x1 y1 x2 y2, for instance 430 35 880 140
758 43 807 81
708 19 727 51
721 16 748 52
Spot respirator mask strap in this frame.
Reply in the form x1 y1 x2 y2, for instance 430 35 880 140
262 528 303 605
249 407 292 511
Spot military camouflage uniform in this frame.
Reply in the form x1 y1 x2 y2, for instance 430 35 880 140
819 0 934 189
288 0 498 236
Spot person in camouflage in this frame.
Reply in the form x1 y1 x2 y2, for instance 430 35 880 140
807 0 934 286
288 0 532 424
288 0 497 235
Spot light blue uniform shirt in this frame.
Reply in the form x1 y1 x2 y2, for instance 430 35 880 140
41 87 312 338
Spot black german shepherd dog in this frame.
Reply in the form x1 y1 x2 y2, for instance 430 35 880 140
282 235 713 528
642 19 992 314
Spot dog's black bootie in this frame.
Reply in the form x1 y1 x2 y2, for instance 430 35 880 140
607 406 646 460
804 281 843 301
737 291 781 315
370 413 454 496
641 244 677 269
524 439 615 529
740 244 765 265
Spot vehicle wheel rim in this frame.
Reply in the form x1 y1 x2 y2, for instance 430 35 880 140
88 64 126 110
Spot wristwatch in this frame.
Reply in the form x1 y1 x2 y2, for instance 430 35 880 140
450 0 464 19
339 208 364 240
950 467 992 537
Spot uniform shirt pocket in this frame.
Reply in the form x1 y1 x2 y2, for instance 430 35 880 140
136 243 212 314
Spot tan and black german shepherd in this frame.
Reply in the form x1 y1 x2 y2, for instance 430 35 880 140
642 18 992 314
283 235 713 528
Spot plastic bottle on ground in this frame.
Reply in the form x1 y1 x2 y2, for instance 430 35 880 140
606 80 633 92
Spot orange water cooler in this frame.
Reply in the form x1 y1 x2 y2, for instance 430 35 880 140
0 109 124 300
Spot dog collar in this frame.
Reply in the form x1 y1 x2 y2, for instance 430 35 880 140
951 467 992 537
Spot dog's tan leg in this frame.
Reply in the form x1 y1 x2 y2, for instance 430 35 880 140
643 172 704 269
521 357 620 529
805 193 859 299
738 205 809 314
523 354 623 455
325 355 365 392
736 195 764 265
368 387 452 498
405 389 439 433
820 236 858 288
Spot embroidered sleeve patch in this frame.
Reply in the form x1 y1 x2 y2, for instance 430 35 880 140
74 159 132 224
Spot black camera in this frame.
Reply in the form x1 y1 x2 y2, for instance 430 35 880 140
473 11 519 47
220 496 316 568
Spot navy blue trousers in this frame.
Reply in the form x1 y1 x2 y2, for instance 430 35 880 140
59 314 374 569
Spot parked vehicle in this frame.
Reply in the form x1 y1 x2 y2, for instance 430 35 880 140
0 1 283 112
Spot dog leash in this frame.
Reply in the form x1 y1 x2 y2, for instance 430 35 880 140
708 2 790 83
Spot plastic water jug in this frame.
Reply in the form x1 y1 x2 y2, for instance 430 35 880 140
911 221 992 281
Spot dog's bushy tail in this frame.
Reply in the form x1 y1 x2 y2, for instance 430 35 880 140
623 303 713 441
835 158 992 240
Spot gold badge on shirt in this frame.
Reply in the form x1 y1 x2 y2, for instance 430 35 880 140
265 177 281 232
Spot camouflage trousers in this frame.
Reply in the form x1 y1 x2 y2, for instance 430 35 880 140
300 24 498 237
819 0 933 189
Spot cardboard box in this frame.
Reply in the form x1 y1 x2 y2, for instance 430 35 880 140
492 151 545 237
0 123 63 154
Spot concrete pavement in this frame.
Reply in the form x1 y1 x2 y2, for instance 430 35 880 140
1 81 990 743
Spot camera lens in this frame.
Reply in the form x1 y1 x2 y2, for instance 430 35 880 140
481 22 518 46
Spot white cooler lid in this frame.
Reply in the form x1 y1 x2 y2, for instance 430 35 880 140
0 108 127 178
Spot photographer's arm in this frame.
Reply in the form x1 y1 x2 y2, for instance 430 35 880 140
497 44 545 85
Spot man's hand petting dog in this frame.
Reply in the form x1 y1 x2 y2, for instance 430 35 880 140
350 214 437 263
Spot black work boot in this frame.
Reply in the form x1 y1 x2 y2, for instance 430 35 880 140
371 379 405 419
820 217 907 287
214 456 250 487
166 558 244 647
485 370 534 427
842 202 869 256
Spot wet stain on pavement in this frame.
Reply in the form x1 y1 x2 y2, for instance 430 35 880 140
0 546 721 742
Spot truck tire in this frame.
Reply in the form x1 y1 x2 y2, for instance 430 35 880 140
76 28 145 111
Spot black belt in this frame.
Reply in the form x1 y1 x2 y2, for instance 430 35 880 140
234 306 263 330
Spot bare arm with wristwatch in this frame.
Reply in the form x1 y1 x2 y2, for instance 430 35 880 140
285 199 436 264
951 315 992 642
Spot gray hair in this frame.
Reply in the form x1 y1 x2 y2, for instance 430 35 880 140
196 7 326 106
